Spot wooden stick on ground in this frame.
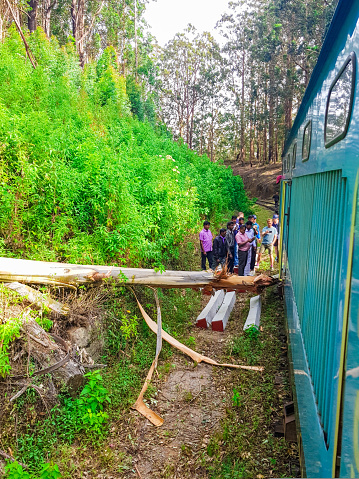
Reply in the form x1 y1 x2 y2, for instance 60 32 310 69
0 449 28 468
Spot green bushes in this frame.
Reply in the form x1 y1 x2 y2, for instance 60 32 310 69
13 370 110 471
4 461 61 479
0 28 251 268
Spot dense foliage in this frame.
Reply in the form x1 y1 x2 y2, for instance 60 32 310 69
0 29 250 267
1 0 338 167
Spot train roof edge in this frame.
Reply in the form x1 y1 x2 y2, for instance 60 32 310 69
283 0 357 156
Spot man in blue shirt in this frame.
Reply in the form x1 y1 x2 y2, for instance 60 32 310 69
257 218 277 270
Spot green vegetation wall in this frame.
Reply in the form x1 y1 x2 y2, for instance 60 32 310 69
0 29 250 267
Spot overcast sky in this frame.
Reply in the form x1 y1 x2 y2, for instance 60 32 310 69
144 0 231 46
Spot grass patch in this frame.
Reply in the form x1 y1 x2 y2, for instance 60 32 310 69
204 288 299 479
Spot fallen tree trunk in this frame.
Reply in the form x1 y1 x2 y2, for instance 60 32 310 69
0 257 275 293
15 320 85 392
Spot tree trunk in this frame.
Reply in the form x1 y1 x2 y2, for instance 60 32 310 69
134 0 138 81
71 0 85 67
5 282 69 315
21 320 85 392
284 41 294 134
42 0 55 37
28 0 38 33
240 49 245 165
0 257 275 293
268 60 275 164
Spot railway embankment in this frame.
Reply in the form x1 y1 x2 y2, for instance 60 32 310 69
230 164 282 203
0 206 299 478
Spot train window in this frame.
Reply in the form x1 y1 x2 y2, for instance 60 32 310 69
325 52 356 148
287 153 291 174
292 143 297 169
302 121 312 161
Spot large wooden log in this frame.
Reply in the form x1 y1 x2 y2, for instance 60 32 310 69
0 257 274 293
17 320 85 392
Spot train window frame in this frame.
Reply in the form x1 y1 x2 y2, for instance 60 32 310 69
302 120 312 162
324 52 356 148
292 143 297 170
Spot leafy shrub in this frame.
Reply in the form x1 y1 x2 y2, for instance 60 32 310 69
0 315 22 377
0 29 252 268
5 461 61 479
4 461 31 479
77 370 111 434
231 325 262 366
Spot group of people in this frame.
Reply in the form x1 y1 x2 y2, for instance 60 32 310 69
199 212 279 276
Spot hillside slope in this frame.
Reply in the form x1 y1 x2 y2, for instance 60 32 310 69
0 29 251 268
231 164 282 201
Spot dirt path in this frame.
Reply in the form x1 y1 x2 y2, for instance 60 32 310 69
124 296 249 478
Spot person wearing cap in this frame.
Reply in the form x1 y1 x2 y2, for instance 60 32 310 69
257 218 277 270
250 215 260 240
272 214 280 261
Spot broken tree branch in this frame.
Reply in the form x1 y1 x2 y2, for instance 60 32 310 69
4 0 37 68
0 449 28 468
4 282 69 315
133 293 263 372
0 257 276 293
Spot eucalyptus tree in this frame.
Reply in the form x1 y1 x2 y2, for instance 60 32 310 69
158 27 224 157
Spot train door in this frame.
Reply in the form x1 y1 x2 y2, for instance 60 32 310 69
337 173 359 478
279 180 291 277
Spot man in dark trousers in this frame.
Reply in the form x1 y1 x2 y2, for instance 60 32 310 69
225 221 235 273
273 191 280 213
232 215 239 267
213 228 227 267
199 221 214 270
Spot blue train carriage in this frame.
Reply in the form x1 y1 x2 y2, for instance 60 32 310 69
280 0 359 477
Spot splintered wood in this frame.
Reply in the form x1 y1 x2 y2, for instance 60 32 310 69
132 295 263 426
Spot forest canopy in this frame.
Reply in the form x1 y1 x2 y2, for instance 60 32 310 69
0 0 338 165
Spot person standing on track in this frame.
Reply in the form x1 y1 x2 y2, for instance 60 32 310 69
257 218 277 270
199 221 213 270
273 191 280 213
272 214 280 261
225 221 236 273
